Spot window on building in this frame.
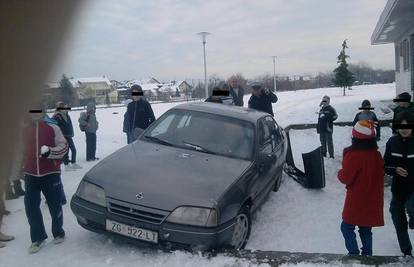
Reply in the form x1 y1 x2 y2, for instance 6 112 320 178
395 44 400 72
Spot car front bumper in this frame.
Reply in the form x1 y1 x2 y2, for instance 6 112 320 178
70 195 236 250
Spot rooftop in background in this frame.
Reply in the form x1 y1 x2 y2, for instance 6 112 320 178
371 0 414 44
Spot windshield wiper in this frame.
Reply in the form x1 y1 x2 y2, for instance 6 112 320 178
144 135 173 146
182 141 216 155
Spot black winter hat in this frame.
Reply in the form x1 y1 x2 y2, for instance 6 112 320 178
361 99 371 108
130 84 143 92
398 92 412 101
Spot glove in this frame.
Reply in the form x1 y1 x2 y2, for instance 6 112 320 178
40 145 50 158
263 88 270 95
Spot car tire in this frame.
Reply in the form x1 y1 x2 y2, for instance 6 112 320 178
230 205 251 250
272 169 283 192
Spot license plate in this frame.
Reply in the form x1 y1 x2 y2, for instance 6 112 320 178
106 220 158 243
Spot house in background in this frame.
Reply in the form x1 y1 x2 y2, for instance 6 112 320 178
72 76 114 105
158 80 193 99
371 0 414 96
127 77 163 101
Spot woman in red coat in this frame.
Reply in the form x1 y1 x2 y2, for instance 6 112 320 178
338 120 384 255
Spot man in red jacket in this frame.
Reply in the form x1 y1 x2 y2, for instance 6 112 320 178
23 107 68 254
338 120 384 255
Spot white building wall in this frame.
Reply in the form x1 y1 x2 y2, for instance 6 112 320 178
395 29 413 96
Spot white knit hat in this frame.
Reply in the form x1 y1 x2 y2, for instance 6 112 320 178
352 120 376 140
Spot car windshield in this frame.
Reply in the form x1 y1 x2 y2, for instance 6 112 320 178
142 109 255 160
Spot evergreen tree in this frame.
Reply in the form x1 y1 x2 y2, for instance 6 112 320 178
333 40 354 96
59 74 75 105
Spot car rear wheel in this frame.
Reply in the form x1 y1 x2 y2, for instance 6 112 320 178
230 206 251 249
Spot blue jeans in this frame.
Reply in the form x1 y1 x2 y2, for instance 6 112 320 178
341 220 372 255
24 174 65 243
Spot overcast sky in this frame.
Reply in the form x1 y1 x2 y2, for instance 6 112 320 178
50 0 394 82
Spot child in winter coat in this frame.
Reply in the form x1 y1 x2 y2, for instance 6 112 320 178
317 95 338 158
338 120 384 255
352 99 381 140
79 103 99 161
24 106 68 253
384 110 414 256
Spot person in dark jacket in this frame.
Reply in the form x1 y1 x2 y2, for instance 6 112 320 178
79 102 99 161
338 120 384 255
24 106 68 253
352 100 381 140
392 92 414 134
384 111 414 256
205 85 234 105
123 85 155 144
248 82 278 116
229 78 244 107
53 101 81 170
317 95 338 158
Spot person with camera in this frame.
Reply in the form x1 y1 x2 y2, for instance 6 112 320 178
247 82 278 116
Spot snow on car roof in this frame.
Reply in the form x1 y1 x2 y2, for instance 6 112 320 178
172 102 267 124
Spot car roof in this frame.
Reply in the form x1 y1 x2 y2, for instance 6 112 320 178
171 102 267 124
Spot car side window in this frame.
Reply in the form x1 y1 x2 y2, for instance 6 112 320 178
258 119 271 146
265 117 282 147
177 114 191 129
149 114 176 136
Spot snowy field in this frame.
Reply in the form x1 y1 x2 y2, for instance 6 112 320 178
2 83 410 267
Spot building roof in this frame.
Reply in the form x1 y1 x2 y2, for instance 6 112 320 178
71 76 112 86
158 81 191 93
371 0 414 44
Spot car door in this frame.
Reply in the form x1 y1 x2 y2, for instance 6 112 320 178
265 116 285 174
254 117 278 205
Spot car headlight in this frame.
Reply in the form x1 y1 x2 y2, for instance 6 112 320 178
76 180 106 207
165 207 217 227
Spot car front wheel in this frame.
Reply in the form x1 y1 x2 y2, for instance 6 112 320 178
230 206 251 249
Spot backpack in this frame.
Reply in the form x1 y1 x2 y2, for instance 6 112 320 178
79 112 88 132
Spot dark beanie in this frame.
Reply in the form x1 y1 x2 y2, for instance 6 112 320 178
131 84 143 92
361 99 371 108
398 92 412 101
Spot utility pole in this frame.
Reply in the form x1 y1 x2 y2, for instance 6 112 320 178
272 56 277 92
197 32 210 99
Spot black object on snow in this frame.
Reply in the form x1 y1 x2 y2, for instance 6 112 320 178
284 131 325 189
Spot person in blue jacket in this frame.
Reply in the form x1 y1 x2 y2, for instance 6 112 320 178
123 85 155 144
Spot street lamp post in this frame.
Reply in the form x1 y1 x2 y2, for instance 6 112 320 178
197 32 210 99
272 56 277 92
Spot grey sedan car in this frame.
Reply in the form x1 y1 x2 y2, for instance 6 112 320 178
71 102 287 250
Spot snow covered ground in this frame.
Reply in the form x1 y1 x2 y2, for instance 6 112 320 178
2 83 410 267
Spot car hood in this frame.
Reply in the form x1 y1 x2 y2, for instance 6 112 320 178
85 140 252 211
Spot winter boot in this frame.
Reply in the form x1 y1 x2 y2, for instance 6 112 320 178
53 233 65 244
28 240 46 254
13 180 25 197
0 232 14 242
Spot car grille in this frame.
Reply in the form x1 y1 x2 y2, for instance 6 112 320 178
107 198 169 224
